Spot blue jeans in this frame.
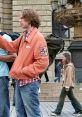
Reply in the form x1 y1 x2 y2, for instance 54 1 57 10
0 76 10 117
15 80 41 117
54 77 60 82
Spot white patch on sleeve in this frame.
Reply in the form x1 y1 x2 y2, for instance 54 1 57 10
40 46 48 56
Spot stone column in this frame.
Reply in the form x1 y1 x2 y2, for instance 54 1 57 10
0 0 3 31
2 0 12 32
0 0 12 32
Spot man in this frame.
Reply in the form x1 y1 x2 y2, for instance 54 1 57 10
0 9 49 117
0 33 16 117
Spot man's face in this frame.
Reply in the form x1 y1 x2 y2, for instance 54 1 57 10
19 18 30 29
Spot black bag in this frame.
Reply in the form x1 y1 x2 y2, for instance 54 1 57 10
39 34 64 78
45 34 64 65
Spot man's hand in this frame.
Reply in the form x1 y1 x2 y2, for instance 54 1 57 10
65 86 69 91
65 88 69 91
0 53 17 62
8 53 17 62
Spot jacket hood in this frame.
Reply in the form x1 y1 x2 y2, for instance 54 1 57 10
66 62 74 68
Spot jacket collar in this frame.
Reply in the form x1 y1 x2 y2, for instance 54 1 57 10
25 28 38 43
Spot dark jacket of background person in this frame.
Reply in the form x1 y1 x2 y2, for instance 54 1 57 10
55 61 62 78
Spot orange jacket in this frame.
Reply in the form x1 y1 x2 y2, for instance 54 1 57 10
0 28 49 80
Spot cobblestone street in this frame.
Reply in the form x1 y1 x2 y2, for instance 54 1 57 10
10 102 82 117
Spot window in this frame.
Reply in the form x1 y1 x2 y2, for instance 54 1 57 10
52 11 70 38
52 20 70 38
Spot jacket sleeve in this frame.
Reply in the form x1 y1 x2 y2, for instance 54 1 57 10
65 66 74 88
22 37 49 78
0 35 21 53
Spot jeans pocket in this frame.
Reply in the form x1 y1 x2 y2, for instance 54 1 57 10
21 81 40 94
30 81 39 92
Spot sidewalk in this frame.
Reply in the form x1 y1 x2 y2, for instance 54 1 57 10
10 102 82 117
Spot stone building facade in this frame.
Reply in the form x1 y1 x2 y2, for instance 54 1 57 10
0 0 52 34
0 0 12 32
12 0 52 36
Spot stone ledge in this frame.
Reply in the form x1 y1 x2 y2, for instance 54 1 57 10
39 83 82 101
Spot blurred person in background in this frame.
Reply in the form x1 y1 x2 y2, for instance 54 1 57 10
51 52 82 117
54 60 62 82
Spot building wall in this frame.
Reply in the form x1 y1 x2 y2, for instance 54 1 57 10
0 0 3 31
12 0 52 35
0 0 12 32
